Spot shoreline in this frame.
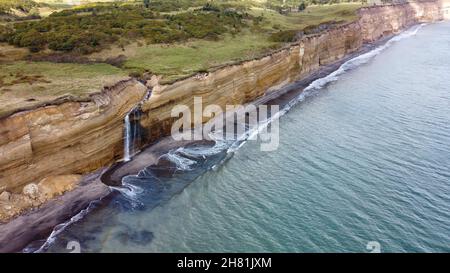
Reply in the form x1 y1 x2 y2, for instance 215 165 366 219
0 169 110 253
0 23 430 252
101 33 394 186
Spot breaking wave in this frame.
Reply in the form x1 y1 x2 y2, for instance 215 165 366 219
30 200 100 253
163 150 198 171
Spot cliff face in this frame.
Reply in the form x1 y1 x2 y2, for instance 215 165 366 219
440 0 450 19
0 1 446 195
0 79 147 193
140 21 363 139
358 2 442 42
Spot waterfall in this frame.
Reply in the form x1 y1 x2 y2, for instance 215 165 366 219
123 107 143 162
123 88 152 162
124 112 132 162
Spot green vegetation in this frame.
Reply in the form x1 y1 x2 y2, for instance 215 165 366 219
0 1 366 114
248 3 360 31
0 1 362 55
143 0 150 9
122 31 279 82
145 0 209 12
0 0 41 21
0 0 38 14
298 2 307 11
88 2 362 81
0 0 71 21
269 29 298 43
1 4 249 53
0 61 127 116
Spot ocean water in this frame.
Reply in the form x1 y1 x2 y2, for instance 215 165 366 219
38 22 450 253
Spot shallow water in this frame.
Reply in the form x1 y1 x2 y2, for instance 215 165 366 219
40 22 450 253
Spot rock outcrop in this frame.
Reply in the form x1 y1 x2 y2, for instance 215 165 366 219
0 1 447 221
0 175 82 222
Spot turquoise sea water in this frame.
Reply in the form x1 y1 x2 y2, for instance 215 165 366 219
39 22 450 253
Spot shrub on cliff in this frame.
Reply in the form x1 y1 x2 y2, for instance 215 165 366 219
0 24 13 42
0 0 38 14
3 4 249 54
269 30 298 43
201 3 221 12
298 2 307 12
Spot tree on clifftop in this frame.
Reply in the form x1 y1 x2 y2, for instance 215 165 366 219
298 2 306 11
143 0 150 8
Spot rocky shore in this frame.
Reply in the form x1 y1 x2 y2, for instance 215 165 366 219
0 171 110 253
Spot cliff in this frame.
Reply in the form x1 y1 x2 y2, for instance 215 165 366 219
0 79 147 193
0 1 447 221
358 1 442 42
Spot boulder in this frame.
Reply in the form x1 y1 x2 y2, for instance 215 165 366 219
22 184 39 200
38 175 82 200
0 191 11 202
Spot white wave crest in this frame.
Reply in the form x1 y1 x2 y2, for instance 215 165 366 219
177 141 230 159
32 200 99 253
163 150 197 170
111 180 144 199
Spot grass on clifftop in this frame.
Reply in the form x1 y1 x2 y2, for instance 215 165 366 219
249 3 361 31
99 3 363 82
0 61 127 117
121 31 280 82
0 2 364 115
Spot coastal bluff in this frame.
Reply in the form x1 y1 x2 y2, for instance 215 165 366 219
0 1 448 222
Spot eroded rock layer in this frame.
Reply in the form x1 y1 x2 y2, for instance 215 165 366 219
0 79 147 193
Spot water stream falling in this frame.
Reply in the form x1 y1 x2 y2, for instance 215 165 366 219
124 112 132 162
123 88 152 162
